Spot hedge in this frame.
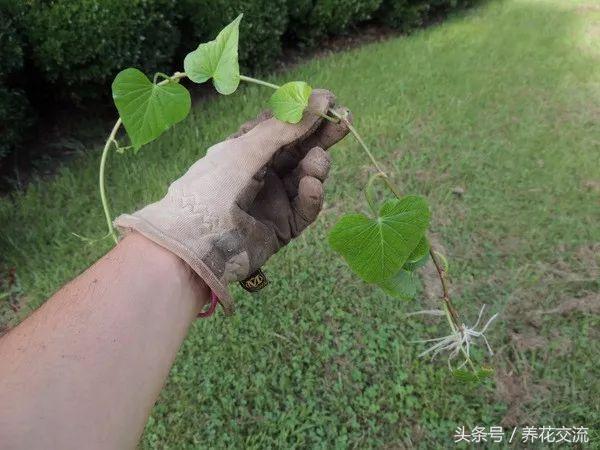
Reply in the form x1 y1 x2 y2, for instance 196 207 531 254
377 0 430 30
24 0 181 101
0 10 24 80
287 0 383 46
180 0 288 71
0 0 480 163
0 3 31 160
0 88 33 160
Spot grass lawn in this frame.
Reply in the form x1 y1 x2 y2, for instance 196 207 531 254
1 0 599 447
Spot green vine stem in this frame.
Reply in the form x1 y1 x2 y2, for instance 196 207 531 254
429 248 460 324
99 71 187 243
240 76 462 334
239 75 340 123
239 75 280 90
329 108 464 336
101 71 467 359
365 173 386 215
99 118 122 244
101 71 306 243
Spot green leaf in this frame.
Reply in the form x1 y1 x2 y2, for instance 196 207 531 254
476 367 494 379
112 68 191 150
378 269 417 300
269 81 313 124
403 237 430 271
407 236 429 262
184 14 242 95
403 253 429 271
328 196 430 284
382 237 429 299
452 367 494 384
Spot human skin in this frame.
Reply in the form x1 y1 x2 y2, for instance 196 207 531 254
0 90 348 449
0 233 210 450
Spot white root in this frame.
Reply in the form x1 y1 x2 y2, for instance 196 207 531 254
413 304 499 368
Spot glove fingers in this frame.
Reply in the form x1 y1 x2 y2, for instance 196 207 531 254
270 105 351 176
236 165 268 211
237 89 334 165
227 110 272 139
299 146 331 181
226 90 334 204
299 105 352 153
283 147 331 197
292 175 324 235
246 169 294 245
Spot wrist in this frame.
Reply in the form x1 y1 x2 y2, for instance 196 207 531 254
114 214 235 315
122 232 211 315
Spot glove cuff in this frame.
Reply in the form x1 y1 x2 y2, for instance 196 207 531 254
114 214 235 316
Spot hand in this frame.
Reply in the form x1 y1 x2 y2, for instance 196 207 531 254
115 89 350 314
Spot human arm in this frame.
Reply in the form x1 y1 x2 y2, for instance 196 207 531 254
0 233 209 449
0 89 349 449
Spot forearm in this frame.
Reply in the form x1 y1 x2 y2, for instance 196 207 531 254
0 233 209 450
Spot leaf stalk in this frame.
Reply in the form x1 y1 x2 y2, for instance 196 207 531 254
329 105 467 341
239 75 280 90
99 118 122 244
99 71 189 243
239 75 340 123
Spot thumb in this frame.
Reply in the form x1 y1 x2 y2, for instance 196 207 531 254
235 89 335 169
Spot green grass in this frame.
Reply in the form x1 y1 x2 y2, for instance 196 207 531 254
1 0 599 447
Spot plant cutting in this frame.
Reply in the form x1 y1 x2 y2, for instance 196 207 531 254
97 14 497 381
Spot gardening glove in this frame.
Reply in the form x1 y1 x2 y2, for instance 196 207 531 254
114 89 350 315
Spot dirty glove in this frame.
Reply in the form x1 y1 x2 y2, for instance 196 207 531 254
115 90 350 315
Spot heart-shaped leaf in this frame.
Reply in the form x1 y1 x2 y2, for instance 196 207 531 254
184 14 242 95
380 236 429 300
378 269 418 300
328 196 430 284
112 68 191 150
269 81 312 124
403 236 429 271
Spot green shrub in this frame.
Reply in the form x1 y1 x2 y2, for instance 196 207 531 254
428 0 467 13
287 0 383 47
24 0 181 101
179 0 288 71
0 5 25 79
376 0 430 31
0 2 33 159
0 88 34 160
0 0 481 164
378 0 478 31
